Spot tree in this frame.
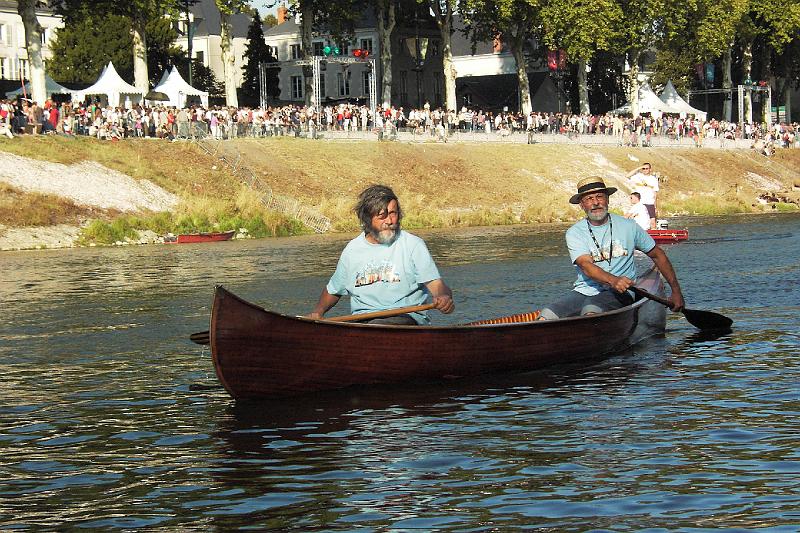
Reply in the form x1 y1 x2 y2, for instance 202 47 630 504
49 12 182 86
539 0 621 114
463 0 543 115
17 0 47 105
215 0 252 107
241 11 279 106
425 0 458 111
376 0 398 107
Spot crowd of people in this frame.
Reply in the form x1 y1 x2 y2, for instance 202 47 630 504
1 96 799 151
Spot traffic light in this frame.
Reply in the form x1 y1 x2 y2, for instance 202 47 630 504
323 45 341 56
352 48 370 59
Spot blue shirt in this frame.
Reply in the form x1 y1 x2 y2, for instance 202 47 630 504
566 213 656 295
327 230 442 324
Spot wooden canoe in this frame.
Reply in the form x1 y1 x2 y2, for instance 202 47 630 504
648 228 689 244
165 230 235 244
208 268 667 400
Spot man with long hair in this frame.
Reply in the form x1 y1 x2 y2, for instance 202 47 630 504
308 185 454 325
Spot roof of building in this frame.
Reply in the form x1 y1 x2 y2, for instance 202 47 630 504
190 0 252 39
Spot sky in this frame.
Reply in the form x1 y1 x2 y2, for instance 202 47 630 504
251 1 279 16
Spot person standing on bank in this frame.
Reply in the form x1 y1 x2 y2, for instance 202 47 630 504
626 162 659 229
308 185 455 325
539 176 684 320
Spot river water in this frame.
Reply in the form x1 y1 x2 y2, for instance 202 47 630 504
1 214 799 530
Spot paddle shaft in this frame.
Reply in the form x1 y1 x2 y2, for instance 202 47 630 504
189 302 437 345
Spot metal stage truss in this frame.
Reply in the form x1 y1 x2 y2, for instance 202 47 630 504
259 57 378 111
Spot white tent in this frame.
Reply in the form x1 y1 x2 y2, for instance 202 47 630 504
151 67 208 108
72 62 145 108
611 82 681 117
6 74 74 100
659 80 707 120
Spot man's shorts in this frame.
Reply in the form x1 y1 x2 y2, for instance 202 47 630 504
645 204 656 218
540 290 634 320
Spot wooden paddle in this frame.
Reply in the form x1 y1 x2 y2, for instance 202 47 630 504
189 302 437 345
630 286 732 331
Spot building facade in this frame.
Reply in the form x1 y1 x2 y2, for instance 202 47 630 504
0 1 63 85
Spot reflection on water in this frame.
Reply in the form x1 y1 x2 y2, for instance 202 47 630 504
1 213 799 528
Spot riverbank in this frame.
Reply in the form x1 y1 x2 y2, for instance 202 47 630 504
1 135 799 251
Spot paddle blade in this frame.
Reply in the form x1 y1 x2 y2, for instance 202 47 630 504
682 308 732 331
190 331 210 345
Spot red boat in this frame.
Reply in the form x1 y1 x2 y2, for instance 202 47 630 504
648 228 689 244
164 230 236 244
205 265 667 400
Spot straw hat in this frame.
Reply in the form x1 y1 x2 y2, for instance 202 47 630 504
569 176 618 204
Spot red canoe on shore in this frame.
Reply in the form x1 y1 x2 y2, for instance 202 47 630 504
164 230 236 244
648 228 689 244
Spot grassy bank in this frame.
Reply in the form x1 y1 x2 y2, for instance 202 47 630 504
1 135 799 246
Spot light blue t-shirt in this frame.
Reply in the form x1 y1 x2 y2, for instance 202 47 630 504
326 230 442 324
566 213 656 296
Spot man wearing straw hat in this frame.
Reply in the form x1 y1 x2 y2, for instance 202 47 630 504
539 176 684 320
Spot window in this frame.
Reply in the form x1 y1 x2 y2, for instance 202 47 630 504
337 71 351 97
359 38 373 54
0 57 7 80
195 50 204 64
338 43 349 56
362 70 371 95
0 24 8 45
267 46 278 60
433 72 442 104
40 28 49 45
429 40 440 57
290 44 301 59
313 41 324 56
291 75 304 99
19 59 29 81
319 73 326 98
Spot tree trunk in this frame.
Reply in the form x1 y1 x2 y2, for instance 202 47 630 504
377 0 396 107
577 57 590 115
761 46 773 126
783 63 792 123
432 0 457 111
509 33 531 115
722 46 732 121
220 12 239 107
741 38 753 124
132 20 149 94
628 51 640 118
17 0 46 105
301 0 314 107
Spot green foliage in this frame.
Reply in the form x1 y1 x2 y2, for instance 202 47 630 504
77 209 309 245
48 13 132 84
240 12 280 107
48 10 183 86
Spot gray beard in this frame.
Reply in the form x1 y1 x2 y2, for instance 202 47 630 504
586 207 609 223
371 228 398 245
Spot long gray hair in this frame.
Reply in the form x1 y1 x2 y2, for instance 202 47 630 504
354 185 402 234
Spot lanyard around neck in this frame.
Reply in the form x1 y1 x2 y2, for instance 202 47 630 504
586 217 613 265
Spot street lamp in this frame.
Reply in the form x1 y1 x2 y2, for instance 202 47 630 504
548 49 567 113
405 6 428 109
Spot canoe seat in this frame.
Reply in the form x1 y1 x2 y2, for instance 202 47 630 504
467 310 540 326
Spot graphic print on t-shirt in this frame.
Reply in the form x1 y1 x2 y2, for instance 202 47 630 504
590 240 629 264
354 260 402 287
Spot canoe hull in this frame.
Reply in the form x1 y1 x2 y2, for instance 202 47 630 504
165 230 235 244
209 271 666 400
